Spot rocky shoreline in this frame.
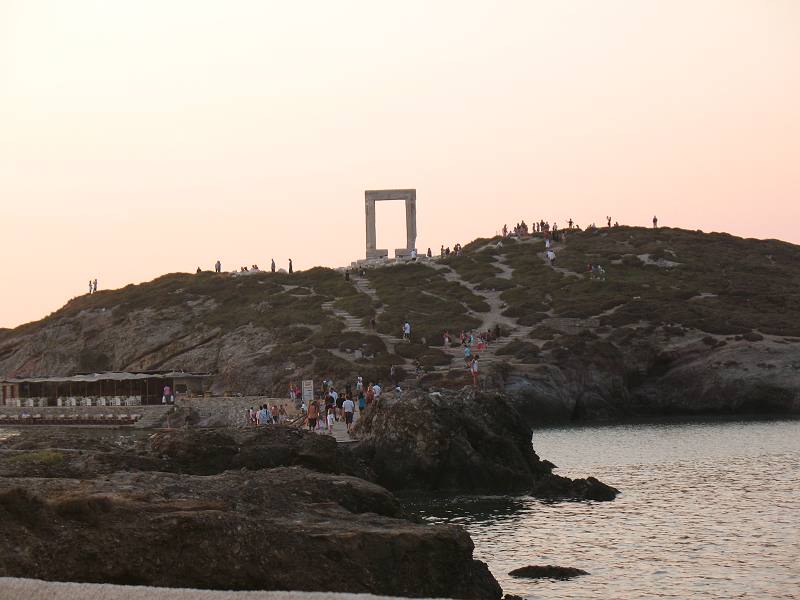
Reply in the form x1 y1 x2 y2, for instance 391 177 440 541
0 390 618 598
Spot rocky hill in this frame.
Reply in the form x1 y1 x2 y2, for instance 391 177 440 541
2 226 799 420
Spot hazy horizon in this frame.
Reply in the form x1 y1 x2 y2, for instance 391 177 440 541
2 0 799 329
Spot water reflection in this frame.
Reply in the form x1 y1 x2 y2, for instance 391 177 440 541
404 495 530 527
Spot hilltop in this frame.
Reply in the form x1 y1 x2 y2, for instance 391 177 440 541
2 226 799 420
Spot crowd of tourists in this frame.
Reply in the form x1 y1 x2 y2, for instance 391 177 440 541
248 403 290 425
300 377 379 436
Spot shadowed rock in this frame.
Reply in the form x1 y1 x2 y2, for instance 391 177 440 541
508 565 589 579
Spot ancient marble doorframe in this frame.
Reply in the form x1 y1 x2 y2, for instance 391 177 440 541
364 189 417 260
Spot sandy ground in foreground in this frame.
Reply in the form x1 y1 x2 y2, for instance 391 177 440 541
0 578 451 600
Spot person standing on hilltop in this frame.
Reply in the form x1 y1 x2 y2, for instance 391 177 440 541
271 258 275 273
607 216 612 228
288 258 293 274
92 279 98 293
88 280 93 294
214 260 221 273
653 215 658 228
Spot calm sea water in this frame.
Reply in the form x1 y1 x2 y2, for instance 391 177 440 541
410 418 800 599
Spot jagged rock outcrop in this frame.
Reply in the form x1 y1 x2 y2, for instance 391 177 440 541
352 389 619 500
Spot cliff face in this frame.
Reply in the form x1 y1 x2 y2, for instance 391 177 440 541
501 327 800 423
2 227 800 420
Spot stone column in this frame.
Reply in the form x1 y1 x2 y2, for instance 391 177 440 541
405 194 417 251
365 195 376 253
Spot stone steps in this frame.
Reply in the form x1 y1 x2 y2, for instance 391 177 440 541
133 406 172 428
321 297 413 367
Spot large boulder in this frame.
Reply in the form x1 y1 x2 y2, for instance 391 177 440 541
0 468 501 599
353 389 619 500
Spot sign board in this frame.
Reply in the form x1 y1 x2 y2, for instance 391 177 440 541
301 380 314 402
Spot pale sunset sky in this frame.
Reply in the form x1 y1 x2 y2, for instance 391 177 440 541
1 0 798 329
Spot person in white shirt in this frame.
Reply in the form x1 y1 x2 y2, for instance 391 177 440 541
403 321 411 341
342 397 355 431
372 383 382 397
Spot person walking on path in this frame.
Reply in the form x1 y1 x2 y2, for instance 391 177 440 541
307 400 319 431
403 321 411 342
343 395 355 432
470 355 479 387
